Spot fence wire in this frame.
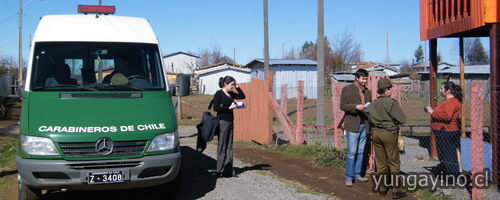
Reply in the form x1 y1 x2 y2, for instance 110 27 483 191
273 82 499 198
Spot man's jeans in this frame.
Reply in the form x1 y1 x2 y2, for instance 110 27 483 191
345 123 367 181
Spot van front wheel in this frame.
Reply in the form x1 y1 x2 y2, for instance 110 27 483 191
18 177 41 200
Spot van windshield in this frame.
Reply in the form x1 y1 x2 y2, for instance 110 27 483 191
30 42 166 91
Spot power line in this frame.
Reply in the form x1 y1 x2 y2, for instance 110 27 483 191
0 13 17 24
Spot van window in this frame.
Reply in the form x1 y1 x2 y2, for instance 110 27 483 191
30 42 166 91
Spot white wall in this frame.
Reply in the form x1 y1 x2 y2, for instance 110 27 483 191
251 66 317 99
163 54 198 74
199 68 251 95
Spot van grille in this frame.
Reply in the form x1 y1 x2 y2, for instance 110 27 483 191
67 161 144 170
59 141 147 158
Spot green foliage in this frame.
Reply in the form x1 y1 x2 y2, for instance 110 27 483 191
414 45 424 64
466 38 489 65
312 144 346 168
265 143 346 168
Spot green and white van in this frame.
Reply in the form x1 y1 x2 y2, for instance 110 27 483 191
16 11 181 199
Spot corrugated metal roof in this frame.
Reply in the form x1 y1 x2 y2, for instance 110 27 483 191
195 63 250 75
332 74 355 82
418 65 490 74
245 59 317 68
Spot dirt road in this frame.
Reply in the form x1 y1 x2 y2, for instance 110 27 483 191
1 124 331 200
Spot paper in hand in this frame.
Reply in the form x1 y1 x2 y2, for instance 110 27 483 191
235 102 246 109
363 102 371 112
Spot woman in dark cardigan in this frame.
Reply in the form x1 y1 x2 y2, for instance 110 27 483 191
212 76 245 177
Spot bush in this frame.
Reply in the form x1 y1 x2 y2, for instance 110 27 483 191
265 143 346 168
312 144 346 168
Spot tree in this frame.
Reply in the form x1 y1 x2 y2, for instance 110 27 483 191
400 59 418 79
466 38 489 65
330 30 362 72
299 41 316 60
414 45 424 65
284 47 297 59
298 36 336 74
198 43 234 67
0 54 19 77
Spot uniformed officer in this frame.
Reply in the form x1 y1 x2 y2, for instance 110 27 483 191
368 78 407 199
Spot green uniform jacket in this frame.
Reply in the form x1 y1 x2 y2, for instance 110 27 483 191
340 83 371 133
368 93 406 132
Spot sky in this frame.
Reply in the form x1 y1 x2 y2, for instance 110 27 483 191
0 0 490 66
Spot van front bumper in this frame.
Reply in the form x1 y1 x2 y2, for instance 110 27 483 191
16 152 181 190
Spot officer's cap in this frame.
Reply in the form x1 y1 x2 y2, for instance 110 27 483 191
377 78 393 90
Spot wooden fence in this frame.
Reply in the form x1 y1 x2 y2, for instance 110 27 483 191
233 77 273 144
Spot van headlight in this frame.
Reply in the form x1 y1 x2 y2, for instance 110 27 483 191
21 135 59 156
147 131 179 152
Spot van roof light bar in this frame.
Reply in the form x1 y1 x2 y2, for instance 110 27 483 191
77 5 116 15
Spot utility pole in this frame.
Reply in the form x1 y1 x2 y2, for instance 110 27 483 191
317 0 325 128
263 0 269 76
18 0 23 86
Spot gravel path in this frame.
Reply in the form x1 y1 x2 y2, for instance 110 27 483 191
177 125 332 200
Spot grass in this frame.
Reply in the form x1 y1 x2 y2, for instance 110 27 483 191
0 136 18 200
415 189 454 200
261 143 346 168
0 137 17 170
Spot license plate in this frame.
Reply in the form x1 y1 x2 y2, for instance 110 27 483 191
88 171 124 184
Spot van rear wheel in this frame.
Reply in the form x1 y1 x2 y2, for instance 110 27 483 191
18 177 41 200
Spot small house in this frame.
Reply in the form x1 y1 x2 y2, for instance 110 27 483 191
245 59 317 99
195 62 250 95
163 52 199 74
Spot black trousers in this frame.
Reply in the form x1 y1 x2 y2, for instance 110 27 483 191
433 128 461 175
217 120 234 176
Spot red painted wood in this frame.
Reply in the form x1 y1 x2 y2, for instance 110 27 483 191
333 83 346 150
269 91 296 144
282 84 288 115
234 78 273 144
471 82 484 199
295 81 305 144
420 0 488 40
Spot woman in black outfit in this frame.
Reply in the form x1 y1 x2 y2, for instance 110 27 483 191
212 76 245 177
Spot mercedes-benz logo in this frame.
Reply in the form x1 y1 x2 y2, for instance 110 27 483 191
95 138 113 155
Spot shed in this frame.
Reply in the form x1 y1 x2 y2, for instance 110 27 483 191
195 62 250 95
163 52 199 74
245 59 317 99
418 64 490 99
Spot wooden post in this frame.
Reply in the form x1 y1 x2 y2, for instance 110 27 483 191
177 96 181 120
267 70 274 144
296 81 305 144
281 84 288 114
471 82 484 199
460 37 466 137
490 23 500 184
333 83 345 150
429 38 439 159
